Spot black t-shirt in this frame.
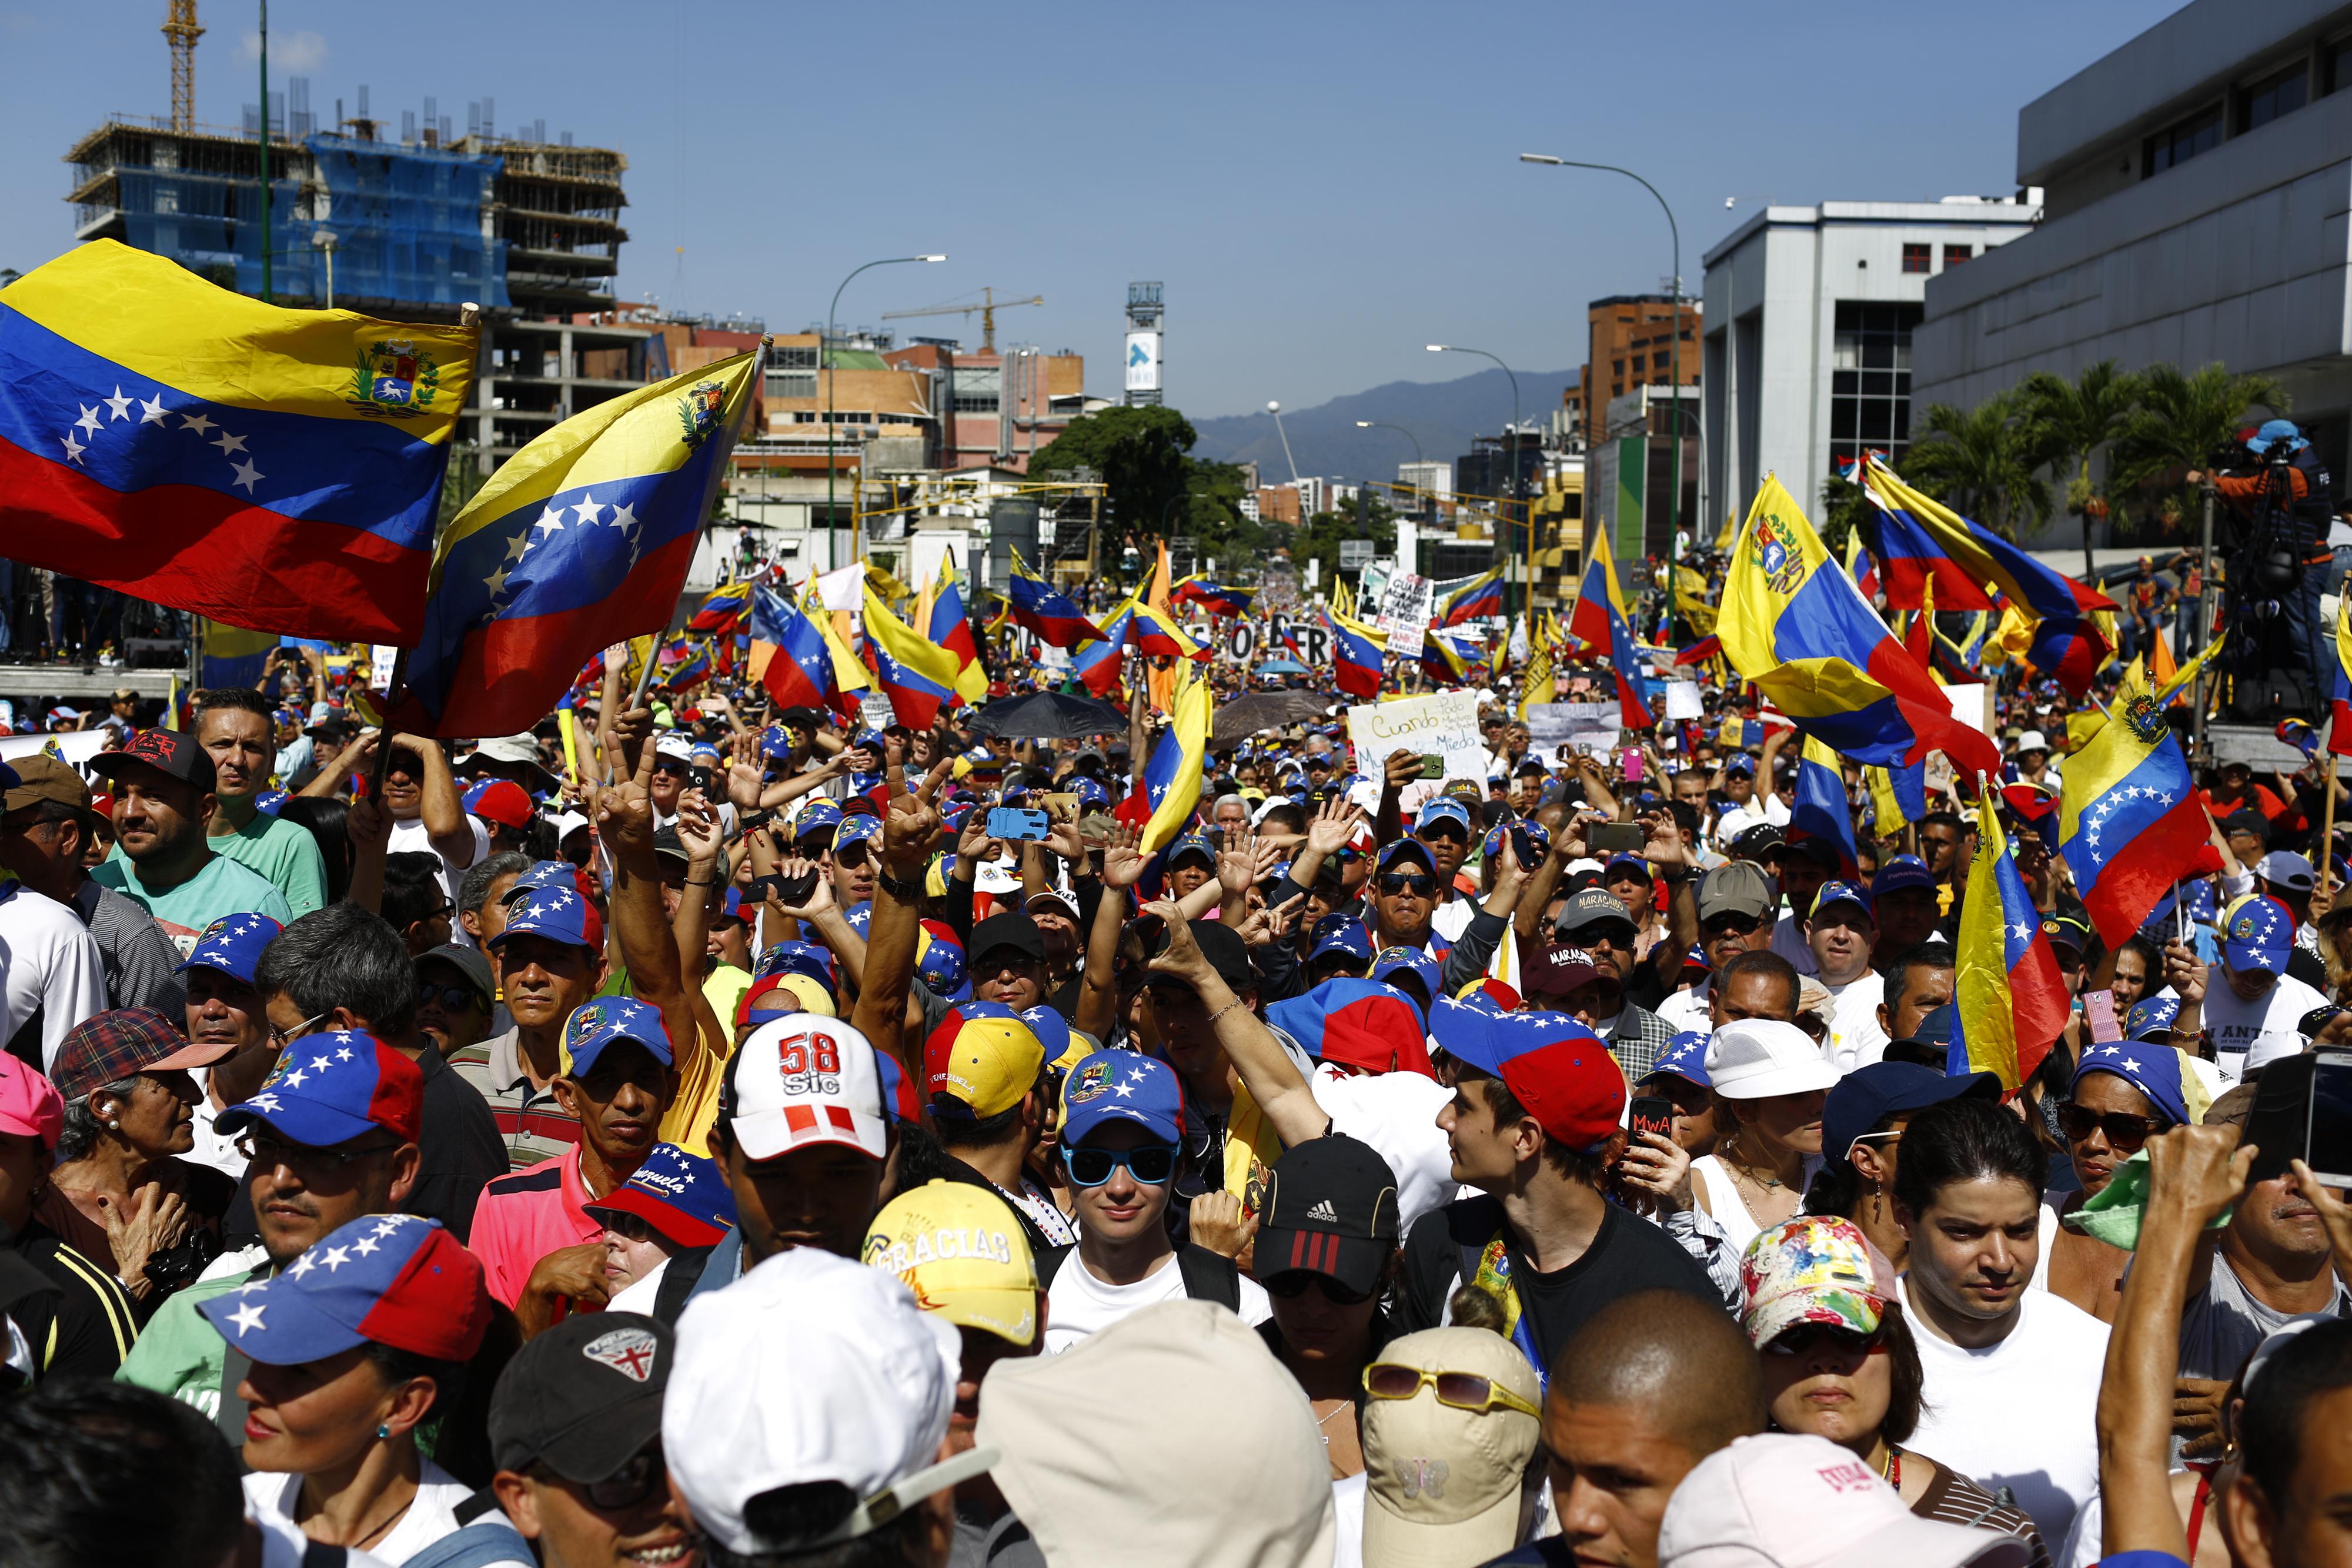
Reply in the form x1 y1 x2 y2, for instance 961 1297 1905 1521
12 1225 140 1380
1395 1194 1722 1380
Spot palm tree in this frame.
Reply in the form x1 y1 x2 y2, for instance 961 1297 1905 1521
1900 392 2051 540
2016 360 2140 574
2108 362 2289 538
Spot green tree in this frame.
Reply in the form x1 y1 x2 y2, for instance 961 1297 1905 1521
1899 392 2050 539
1028 404 1198 541
2016 360 2140 525
2108 362 2290 534
1292 494 1398 583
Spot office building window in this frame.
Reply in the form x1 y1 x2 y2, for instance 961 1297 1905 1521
951 393 999 413
1902 243 1931 274
768 345 819 371
2144 103 2223 175
1943 244 1974 267
1828 301 1922 473
765 372 816 400
2327 35 2352 93
2239 60 2310 131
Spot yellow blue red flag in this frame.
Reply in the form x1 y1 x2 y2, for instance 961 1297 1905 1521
927 556 988 707
0 240 476 641
1955 793 2069 1092
1569 526 1653 728
2058 658 2222 949
1719 475 2000 786
385 350 757 736
1138 661 1212 854
863 584 963 729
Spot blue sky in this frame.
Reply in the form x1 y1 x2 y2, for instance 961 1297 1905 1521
1 1 2181 418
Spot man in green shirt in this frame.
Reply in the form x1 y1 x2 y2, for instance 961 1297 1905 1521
88 731 293 957
192 688 326 917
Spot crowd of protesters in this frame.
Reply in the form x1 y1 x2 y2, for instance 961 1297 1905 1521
0 574 2348 1568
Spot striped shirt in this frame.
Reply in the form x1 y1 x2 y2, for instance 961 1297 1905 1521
1912 1458 2052 1568
450 1028 579 1171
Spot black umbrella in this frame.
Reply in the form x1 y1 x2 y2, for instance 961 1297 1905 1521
1211 690 1335 746
964 691 1130 741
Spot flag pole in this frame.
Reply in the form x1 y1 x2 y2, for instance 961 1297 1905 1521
367 649 409 803
2324 753 2340 900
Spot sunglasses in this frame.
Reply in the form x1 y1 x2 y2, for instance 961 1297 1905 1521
1362 1363 1542 1418
833 840 872 869
1064 1144 1179 1188
417 983 483 1011
1765 1323 1886 1359
1700 912 1763 937
580 1445 666 1511
1377 871 1435 896
2057 1103 2170 1151
1262 1270 1374 1306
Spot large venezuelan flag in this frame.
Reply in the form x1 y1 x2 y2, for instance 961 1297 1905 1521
1568 527 1654 728
1785 738 1861 883
1718 476 2001 783
2058 660 2222 949
386 351 756 737
0 240 475 641
1007 551 1102 650
1857 453 2114 695
1437 568 1505 626
1138 661 1212 853
863 585 961 728
1327 607 1388 699
927 558 988 706
1953 799 2069 1092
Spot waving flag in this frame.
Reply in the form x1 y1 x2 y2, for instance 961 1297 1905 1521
689 578 753 633
1673 634 1723 668
387 351 756 736
1137 662 1212 853
2059 661 2223 949
1953 795 2069 1092
1172 576 1257 617
1856 453 2115 695
198 618 279 691
1327 607 1388 699
1071 604 1130 698
1516 640 1553 721
927 557 988 706
1124 597 1207 661
1568 527 1655 728
756 581 837 713
663 637 712 690
1421 630 1474 684
1718 476 2002 784
1672 564 1718 637
863 585 961 728
2333 602 2352 757
1007 551 1102 650
1786 738 1861 883
1 240 477 641
814 598 872 723
1438 567 1505 627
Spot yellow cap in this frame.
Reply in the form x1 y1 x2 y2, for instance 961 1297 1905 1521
774 973 836 1018
861 1180 1039 1348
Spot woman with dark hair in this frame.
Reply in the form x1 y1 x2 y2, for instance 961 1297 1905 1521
200 1213 523 1563
274 794 354 906
2104 934 2165 1012
1739 1214 2052 1566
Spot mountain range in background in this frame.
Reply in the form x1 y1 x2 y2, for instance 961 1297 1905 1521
1187 366 1578 485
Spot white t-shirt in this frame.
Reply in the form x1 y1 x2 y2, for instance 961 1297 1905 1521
2203 971 2328 1078
1770 913 1819 977
1431 895 1479 944
1655 980 1712 1036
387 814 489 915
245 1458 529 1566
0 884 107 1071
1042 1249 1271 1355
250 1497 393 1568
1900 1275 2110 1544
1822 971 1886 1074
1330 1472 1367 1568
1310 1062 1456 1237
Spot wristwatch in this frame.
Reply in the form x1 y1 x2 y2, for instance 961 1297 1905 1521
877 868 926 901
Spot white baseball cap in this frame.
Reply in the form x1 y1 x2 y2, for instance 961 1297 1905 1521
665 1249 989 1557
2015 730 2048 753
653 732 697 762
721 1016 887 1161
1660 1432 2032 1568
1705 1019 1840 1101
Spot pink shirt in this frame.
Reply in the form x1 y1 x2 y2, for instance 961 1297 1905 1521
467 1145 603 1306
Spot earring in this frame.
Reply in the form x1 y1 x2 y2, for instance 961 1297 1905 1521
376 1423 390 1439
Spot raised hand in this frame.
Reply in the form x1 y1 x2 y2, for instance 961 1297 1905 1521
1304 796 1362 859
1100 824 1150 890
883 756 955 876
673 788 723 864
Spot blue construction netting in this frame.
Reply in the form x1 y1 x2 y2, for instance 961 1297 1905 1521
109 133 509 310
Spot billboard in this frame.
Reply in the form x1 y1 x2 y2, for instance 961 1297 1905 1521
1124 331 1161 393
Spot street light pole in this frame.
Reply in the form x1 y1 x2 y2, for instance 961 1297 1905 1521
1428 345 1523 617
311 228 338 309
826 253 946 569
1520 155 1685 550
1265 400 1302 486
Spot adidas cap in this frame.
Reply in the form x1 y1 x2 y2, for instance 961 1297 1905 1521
1253 1134 1399 1297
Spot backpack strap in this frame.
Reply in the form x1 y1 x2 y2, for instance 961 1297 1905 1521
1035 1245 1071 1289
300 1542 349 1568
399 1517 532 1568
652 1245 715 1326
1175 1245 1242 1312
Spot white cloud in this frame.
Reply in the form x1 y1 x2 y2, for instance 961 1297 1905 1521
239 28 329 72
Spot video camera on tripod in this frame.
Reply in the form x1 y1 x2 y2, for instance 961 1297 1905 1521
2212 419 2335 722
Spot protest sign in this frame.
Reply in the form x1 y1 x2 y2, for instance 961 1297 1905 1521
1374 573 1433 660
1663 681 1703 721
1347 688 1481 780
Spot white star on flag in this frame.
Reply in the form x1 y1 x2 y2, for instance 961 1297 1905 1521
287 1252 318 1279
353 1235 380 1256
609 500 637 533
213 430 247 456
534 504 566 537
103 385 133 421
138 394 168 425
60 432 87 464
319 1245 353 1273
182 410 216 435
573 493 605 526
230 457 264 493
74 404 102 437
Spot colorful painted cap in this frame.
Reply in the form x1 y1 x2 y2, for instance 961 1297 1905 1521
923 1001 1045 1120
1737 1214 1897 1351
2126 996 2181 1042
583 1143 737 1248
216 1030 425 1147
1060 1049 1182 1146
464 778 535 830
834 813 884 855
174 912 284 986
200 1214 490 1365
2073 1040 2194 1127
862 1180 1040 1349
1310 918 1375 967
1809 881 1873 921
1371 946 1441 1011
492 886 604 954
562 998 674 1078
501 859 585 905
756 939 837 991
793 798 844 839
720 1016 887 1162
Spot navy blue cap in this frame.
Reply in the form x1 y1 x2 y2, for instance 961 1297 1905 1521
2126 996 2181 1041
1377 838 1438 875
1311 920 1374 965
561 998 673 1078
1870 855 1937 898
1415 798 1474 838
175 912 283 985
1821 1061 2000 1166
1641 1031 1712 1088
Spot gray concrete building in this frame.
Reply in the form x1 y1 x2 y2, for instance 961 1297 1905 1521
1913 0 2352 494
1702 199 2040 536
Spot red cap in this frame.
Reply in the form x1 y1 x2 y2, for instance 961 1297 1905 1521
468 779 534 830
1499 1032 1627 1155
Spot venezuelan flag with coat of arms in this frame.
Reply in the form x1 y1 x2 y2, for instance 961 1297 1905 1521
1953 793 2070 1092
0 240 476 641
2058 658 2222 950
385 351 757 737
1718 476 2002 785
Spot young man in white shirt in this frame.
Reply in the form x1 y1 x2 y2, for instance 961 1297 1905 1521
1040 1049 1269 1352
1893 1095 2109 1546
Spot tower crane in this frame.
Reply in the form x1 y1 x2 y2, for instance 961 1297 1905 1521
880 287 1043 353
163 0 203 133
